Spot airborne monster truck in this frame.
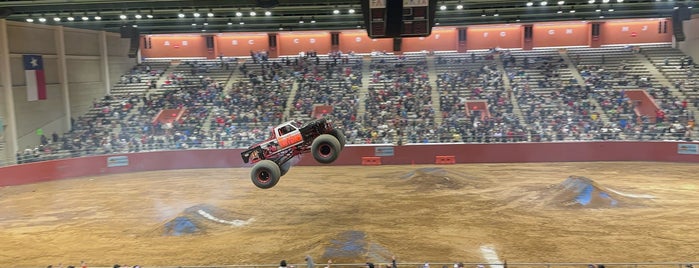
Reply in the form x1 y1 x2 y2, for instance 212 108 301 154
241 117 346 189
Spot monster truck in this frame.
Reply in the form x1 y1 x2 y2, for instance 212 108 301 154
240 117 346 189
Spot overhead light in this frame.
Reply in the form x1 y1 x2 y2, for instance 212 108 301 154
202 29 206 32
599 15 605 18
456 4 464 10
526 2 534 6
602 0 610 3
311 16 316 23
570 8 576 13
588 0 595 3
435 20 440 25
541 1 548 6
26 17 34 23
515 16 521 21
67 15 75 21
494 10 499 16
250 11 256 16
673 6 679 9
333 9 340 14
119 14 127 19
146 14 153 19
440 5 447 10
203 22 209 26
191 23 196 26
265 11 272 16
53 16 61 22
236 11 243 17
299 17 304 23
557 9 563 13
134 14 142 19
94 15 101 20
481 10 486 16
81 15 89 21
178 9 185 18
36 16 45 23
616 0 623 2
207 10 214 17
558 1 565 5
193 12 201 18
608 8 614 11
227 19 233 25
239 21 245 25
348 8 356 14
132 24 138 28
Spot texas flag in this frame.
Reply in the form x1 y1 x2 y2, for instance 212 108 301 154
23 54 47 101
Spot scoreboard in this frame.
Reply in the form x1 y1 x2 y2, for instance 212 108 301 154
362 0 437 38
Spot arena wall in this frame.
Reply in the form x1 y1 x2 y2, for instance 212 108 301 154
678 15 699 62
0 21 136 158
0 141 697 187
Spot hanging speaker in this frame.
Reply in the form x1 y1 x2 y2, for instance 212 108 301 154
393 37 402 52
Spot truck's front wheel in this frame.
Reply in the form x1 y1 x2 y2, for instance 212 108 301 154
311 134 342 164
250 160 281 189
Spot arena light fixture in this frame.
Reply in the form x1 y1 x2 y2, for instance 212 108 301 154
193 11 201 18
333 9 340 14
310 16 316 23
53 16 61 22
265 11 272 16
493 10 499 16
602 0 610 3
588 0 595 3
236 11 243 17
119 14 127 19
440 5 447 10
207 9 214 17
67 13 75 21
616 0 623 2
526 2 534 6
541 1 548 6
178 9 185 18
94 12 102 20
250 11 257 16
558 1 565 5
348 8 356 14
82 15 89 21
299 17 304 23
456 4 464 9
134 14 142 19
26 17 34 22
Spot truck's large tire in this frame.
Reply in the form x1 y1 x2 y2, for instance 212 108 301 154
279 161 291 176
311 134 342 164
250 160 281 189
330 129 346 150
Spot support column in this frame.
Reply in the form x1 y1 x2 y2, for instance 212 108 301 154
99 31 111 96
54 26 72 130
0 19 18 160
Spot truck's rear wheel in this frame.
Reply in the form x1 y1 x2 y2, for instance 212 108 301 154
312 134 342 164
279 161 291 176
250 160 281 189
330 129 346 150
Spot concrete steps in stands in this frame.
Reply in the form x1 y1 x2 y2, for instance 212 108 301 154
426 55 442 126
283 80 300 121
558 50 613 126
153 61 177 95
494 53 525 123
356 55 372 124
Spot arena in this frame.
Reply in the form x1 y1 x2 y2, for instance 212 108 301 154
1 0 699 267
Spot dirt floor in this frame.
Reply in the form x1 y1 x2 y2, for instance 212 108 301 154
1 162 698 267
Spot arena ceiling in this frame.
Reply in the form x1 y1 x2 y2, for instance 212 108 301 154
0 0 695 34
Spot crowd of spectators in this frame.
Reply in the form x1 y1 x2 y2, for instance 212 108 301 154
364 53 434 144
12 46 699 164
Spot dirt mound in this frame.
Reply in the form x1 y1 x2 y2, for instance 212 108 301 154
545 176 649 209
399 167 464 191
321 230 393 263
156 204 254 236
